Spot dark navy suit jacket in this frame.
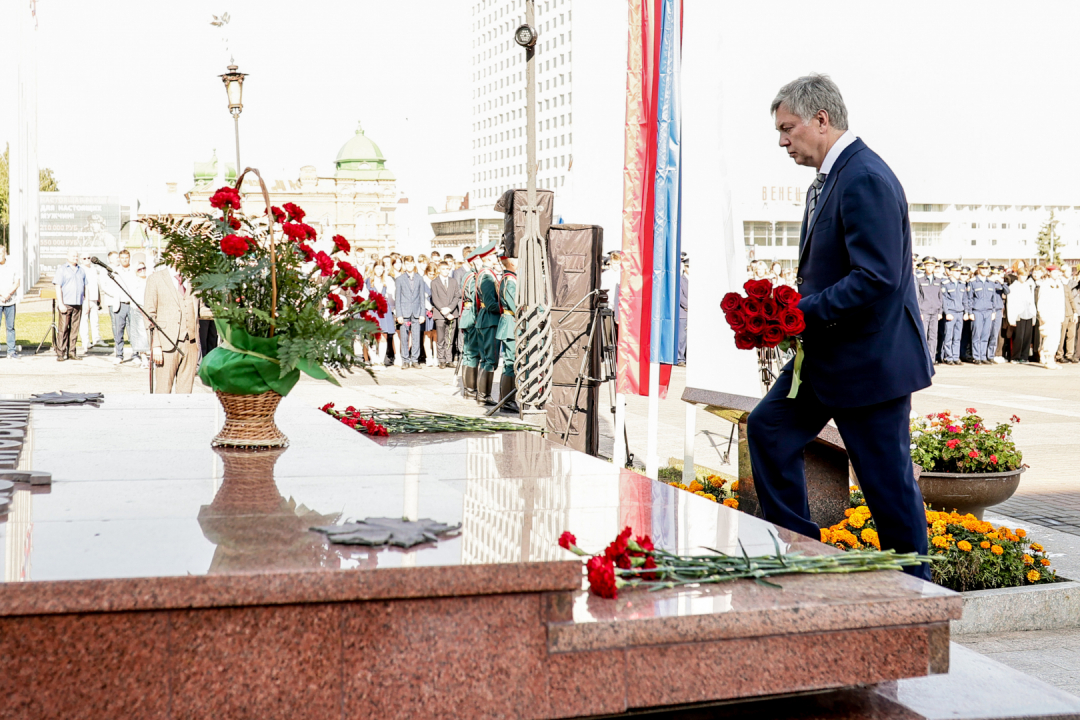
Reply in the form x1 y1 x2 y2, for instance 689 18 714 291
795 138 933 408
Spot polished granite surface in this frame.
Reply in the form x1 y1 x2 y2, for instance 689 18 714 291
0 394 958 628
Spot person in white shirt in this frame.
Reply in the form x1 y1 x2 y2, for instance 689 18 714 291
1035 265 1066 370
78 253 103 354
0 247 20 358
102 249 137 364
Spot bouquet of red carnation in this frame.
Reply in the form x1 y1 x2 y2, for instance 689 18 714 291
722 279 807 398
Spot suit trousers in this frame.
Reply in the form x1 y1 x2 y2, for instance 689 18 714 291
1057 319 1076 360
746 370 930 580
398 317 422 362
943 317 962 361
989 315 1004 358
972 310 993 361
111 303 130 359
921 313 938 362
79 302 101 347
56 305 82 358
1012 319 1033 362
435 318 453 365
154 339 199 393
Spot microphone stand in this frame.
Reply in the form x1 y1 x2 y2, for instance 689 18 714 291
93 261 184 389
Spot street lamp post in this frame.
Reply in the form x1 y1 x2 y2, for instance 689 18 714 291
219 64 247 176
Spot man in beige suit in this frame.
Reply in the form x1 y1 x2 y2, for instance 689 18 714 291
143 266 201 393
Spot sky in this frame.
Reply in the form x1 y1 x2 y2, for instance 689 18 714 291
4 0 1080 242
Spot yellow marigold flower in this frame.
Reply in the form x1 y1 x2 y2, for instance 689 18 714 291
723 498 738 509
980 541 991 549
1040 558 1051 567
986 532 999 540
860 529 880 548
1027 570 1041 583
964 513 977 521
1006 533 1019 543
957 540 972 552
844 508 855 518
991 545 1004 555
837 519 849 529
730 480 739 492
688 480 704 493
820 528 832 543
1030 542 1044 552
704 493 717 502
1016 529 1026 538
932 535 949 548
855 505 872 516
848 514 866 529
1022 554 1034 565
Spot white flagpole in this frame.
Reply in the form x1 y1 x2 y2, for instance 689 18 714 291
682 401 696 485
646 361 660 478
612 392 627 467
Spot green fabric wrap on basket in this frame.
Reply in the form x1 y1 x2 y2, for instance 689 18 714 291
198 320 339 396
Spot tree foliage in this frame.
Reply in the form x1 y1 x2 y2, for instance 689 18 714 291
1035 210 1061 266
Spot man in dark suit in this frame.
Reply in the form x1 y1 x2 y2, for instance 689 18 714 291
747 74 934 580
430 261 460 369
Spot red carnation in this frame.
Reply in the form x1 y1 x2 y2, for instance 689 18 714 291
586 555 618 599
337 261 363 287
209 186 242 211
745 314 767 334
778 308 806 335
558 531 577 550
315 251 335 277
220 234 250 257
725 311 747 331
282 223 305 242
762 324 786 347
228 217 242 231
720 292 743 313
744 278 772 299
321 402 334 412
743 298 763 316
369 290 388 317
735 332 758 350
282 202 306 223
332 234 351 254
773 284 800 308
297 243 315 262
634 534 654 553
641 555 659 581
327 292 345 314
270 206 287 224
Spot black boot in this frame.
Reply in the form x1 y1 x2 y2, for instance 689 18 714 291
498 373 519 413
463 365 477 400
477 370 495 406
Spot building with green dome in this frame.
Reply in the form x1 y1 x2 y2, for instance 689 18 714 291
187 122 402 257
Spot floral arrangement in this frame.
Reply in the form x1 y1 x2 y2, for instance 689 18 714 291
722 279 806 397
662 471 740 509
139 181 385 395
559 527 934 599
910 409 1023 473
821 490 1055 592
321 403 539 436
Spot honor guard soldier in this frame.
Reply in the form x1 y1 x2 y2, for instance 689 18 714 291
958 265 976 362
969 260 997 364
459 250 484 399
473 241 502 405
941 261 971 365
988 264 1010 363
496 255 518 412
916 257 943 364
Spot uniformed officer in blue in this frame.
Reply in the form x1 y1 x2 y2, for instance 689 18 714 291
749 74 933 581
940 262 970 365
987 265 1010 363
969 260 998 365
916 257 943 364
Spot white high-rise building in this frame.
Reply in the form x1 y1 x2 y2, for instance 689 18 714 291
469 0 625 246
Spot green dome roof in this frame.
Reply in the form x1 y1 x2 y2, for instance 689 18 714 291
335 122 395 181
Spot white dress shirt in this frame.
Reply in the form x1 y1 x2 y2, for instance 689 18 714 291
819 130 858 176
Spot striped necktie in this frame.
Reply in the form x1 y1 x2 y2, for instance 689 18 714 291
806 172 827 225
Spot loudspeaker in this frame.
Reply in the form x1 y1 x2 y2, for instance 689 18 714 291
546 384 600 456
551 309 601 387
494 188 555 258
546 224 604 310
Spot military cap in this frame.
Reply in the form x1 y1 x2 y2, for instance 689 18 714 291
921 256 939 265
976 260 992 268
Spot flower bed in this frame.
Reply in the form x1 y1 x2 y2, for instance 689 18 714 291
910 408 1023 473
821 489 1057 592
658 468 739 508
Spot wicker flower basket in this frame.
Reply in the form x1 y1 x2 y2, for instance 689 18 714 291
212 390 289 448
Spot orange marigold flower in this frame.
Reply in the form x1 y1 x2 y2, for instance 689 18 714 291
844 508 855 518
980 541 992 549
931 535 949 548
722 498 739 509
1016 529 1026 538
1030 542 1044 552
991 545 1004 555
1040 558 1051 567
957 540 973 552
986 532 999 540
848 514 866 529
1027 570 1041 583
688 480 704 493
1022 554 1034 565
730 480 739 492
820 528 832 543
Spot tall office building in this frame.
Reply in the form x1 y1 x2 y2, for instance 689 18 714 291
469 0 626 244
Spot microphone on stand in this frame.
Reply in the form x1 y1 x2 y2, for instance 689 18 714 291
90 256 113 272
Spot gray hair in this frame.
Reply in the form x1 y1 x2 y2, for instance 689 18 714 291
770 73 849 131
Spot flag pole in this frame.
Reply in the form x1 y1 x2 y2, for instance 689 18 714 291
646 361 660 478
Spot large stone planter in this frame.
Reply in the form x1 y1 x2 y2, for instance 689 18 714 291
918 467 1025 520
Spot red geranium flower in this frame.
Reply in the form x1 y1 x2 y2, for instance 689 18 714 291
297 243 315 262
586 555 618 599
990 454 998 463
332 234 351 254
720 292 743 313
209 186 242 211
947 439 960 449
744 278 772 299
558 532 577 550
735 331 758 350
773 284 800 307
968 450 979 458
966 408 977 414
745 314 767 334
220 234 250 257
270 206 287 224
315 251 335 277
327 292 345 314
282 202 306 223
778 308 806 335
762 324 786 347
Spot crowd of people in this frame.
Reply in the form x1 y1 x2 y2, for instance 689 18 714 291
915 256 1080 370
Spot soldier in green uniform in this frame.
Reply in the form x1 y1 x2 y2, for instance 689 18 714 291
458 254 482 399
475 251 502 405
496 255 518 412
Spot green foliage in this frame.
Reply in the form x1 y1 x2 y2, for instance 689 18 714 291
909 409 1023 473
1036 211 1061 266
138 195 381 384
